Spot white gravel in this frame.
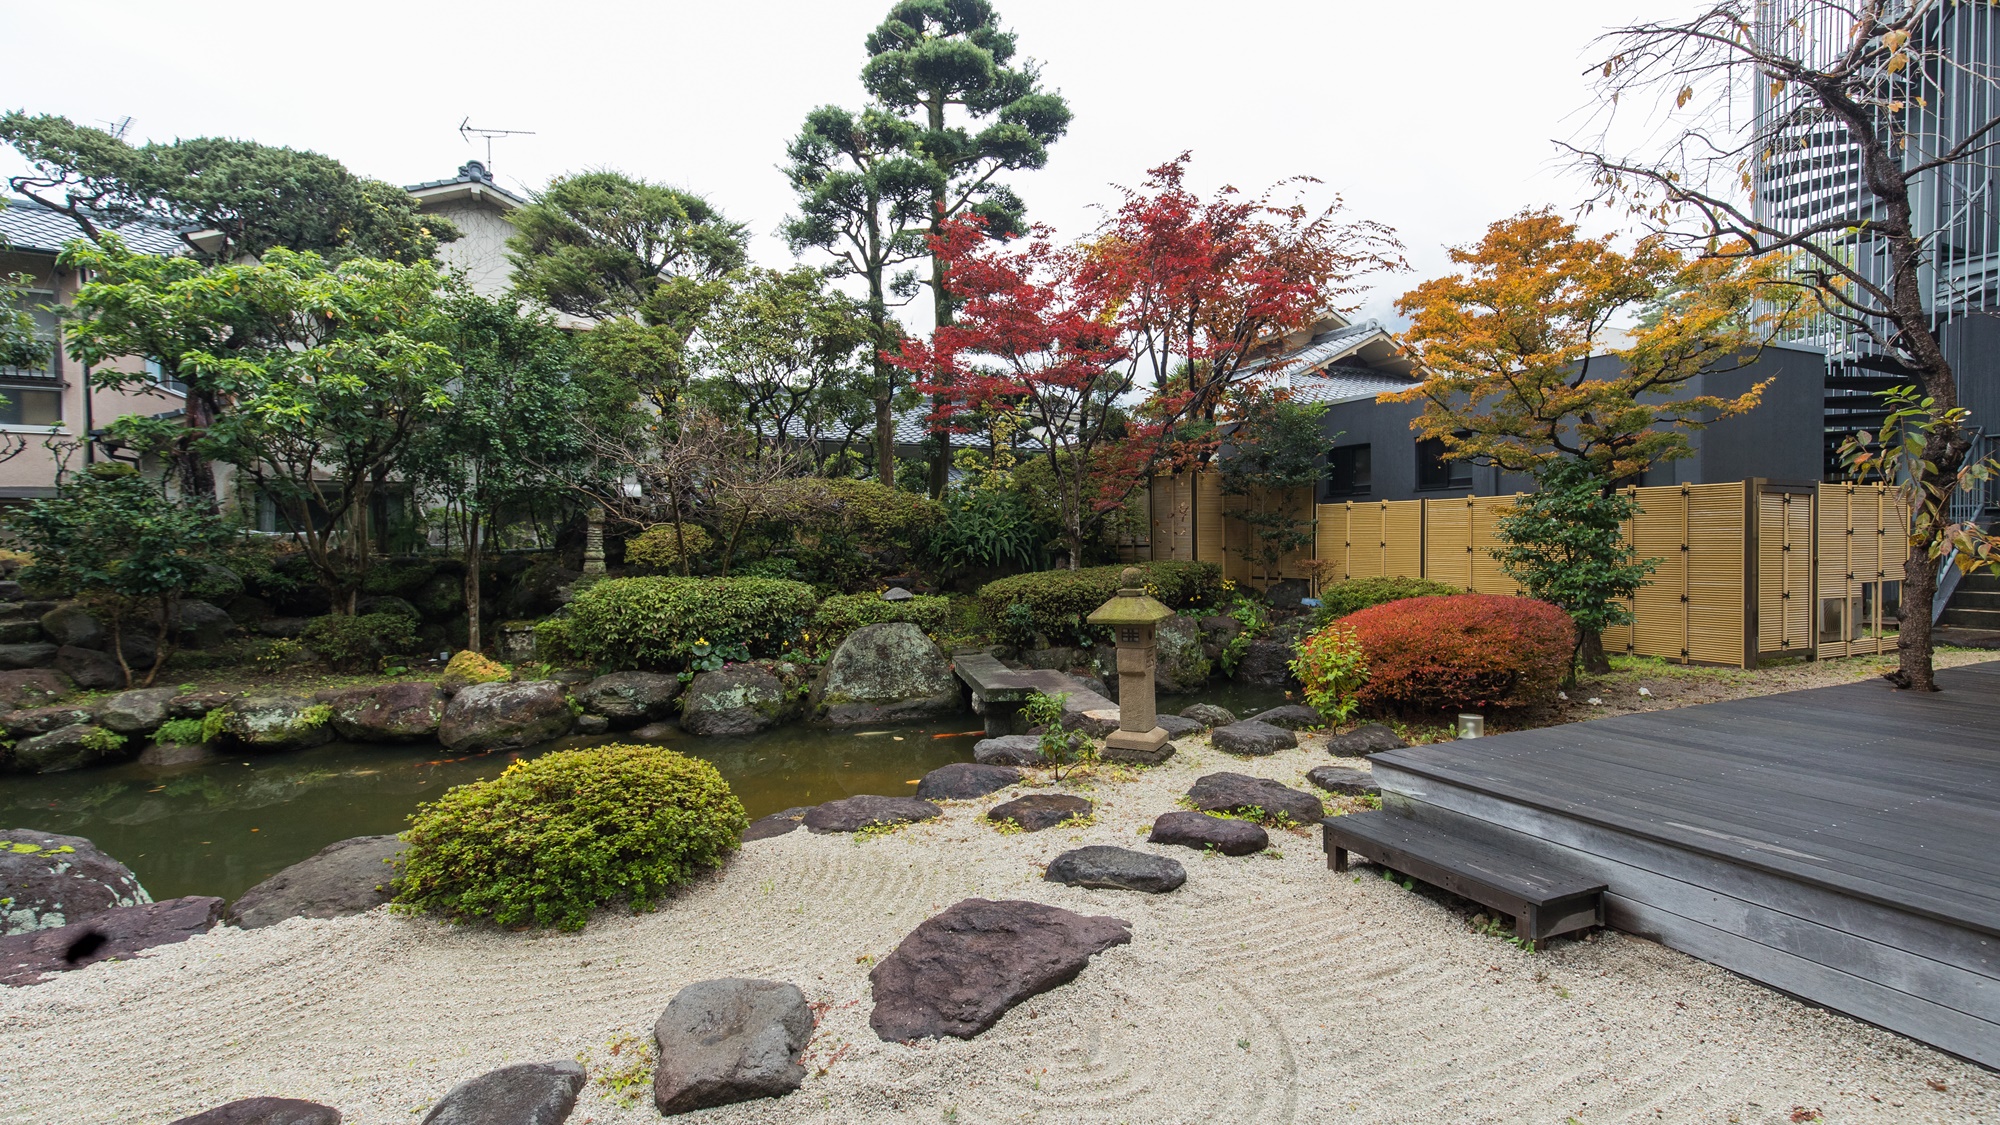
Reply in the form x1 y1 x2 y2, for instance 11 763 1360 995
1 733 1994 1125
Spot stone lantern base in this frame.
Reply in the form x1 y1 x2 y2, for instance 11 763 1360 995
1102 725 1174 765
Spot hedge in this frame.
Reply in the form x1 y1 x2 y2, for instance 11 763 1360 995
1341 593 1572 714
1310 575 1462 627
809 592 949 651
556 575 817 670
977 560 1224 646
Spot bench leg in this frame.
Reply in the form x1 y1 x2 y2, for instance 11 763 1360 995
1516 904 1540 951
1329 845 1348 873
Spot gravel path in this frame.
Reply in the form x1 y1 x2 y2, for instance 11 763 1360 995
2 729 1995 1124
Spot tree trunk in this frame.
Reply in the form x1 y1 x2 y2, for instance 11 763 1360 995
1893 545 1939 692
464 514 483 653
1577 629 1612 678
875 389 896 488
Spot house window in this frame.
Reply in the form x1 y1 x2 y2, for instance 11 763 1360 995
1324 444 1372 499
4 290 58 379
1416 436 1473 491
144 357 188 395
0 387 62 427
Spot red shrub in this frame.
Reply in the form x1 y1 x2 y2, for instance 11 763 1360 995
1341 594 1573 714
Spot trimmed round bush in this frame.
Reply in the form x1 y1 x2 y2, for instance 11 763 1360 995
624 523 713 572
561 575 817 669
977 560 1223 645
810 592 949 651
395 743 749 931
1311 575 1462 627
1342 594 1572 714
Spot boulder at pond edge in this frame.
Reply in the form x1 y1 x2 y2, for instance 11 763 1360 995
437 680 574 753
227 835 405 929
814 622 963 725
1 828 150 935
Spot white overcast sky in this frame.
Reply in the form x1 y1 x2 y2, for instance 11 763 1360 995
2 0 1672 328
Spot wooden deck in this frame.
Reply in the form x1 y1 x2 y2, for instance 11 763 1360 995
1367 660 2000 1068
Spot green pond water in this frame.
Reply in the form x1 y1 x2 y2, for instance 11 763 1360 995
0 684 1289 903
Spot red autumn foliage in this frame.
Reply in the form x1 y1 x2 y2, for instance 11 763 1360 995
1340 593 1574 714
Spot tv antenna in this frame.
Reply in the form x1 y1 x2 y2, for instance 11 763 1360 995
102 116 134 141
458 118 535 170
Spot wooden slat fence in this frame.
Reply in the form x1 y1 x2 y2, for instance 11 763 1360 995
1815 482 1910 659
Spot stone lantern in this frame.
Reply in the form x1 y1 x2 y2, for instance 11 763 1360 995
1086 567 1175 763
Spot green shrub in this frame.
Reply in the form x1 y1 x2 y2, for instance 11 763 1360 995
1289 622 1369 723
809 593 949 650
563 576 817 670
153 717 207 745
394 743 748 931
1311 576 1463 627
79 726 127 755
300 611 419 672
813 478 943 546
977 561 1223 646
624 523 713 572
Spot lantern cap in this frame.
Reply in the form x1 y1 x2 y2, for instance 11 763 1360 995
1087 567 1174 627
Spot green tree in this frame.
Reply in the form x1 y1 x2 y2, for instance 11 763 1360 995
507 171 748 413
782 105 935 484
7 467 235 687
861 0 1072 494
408 292 593 649
1492 459 1658 680
0 112 455 263
689 267 874 452
1216 388 1330 582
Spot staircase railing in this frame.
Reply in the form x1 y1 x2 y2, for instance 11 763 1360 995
1934 427 1994 625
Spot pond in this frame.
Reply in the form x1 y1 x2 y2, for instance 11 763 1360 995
0 684 1291 904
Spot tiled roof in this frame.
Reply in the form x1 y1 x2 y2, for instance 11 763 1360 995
406 161 527 208
1237 317 1418 403
1281 366 1418 405
0 196 185 257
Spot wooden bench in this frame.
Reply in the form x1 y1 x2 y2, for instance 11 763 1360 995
1324 810 1606 950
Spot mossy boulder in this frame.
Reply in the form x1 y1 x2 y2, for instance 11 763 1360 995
812 622 962 726
682 664 805 737
206 696 335 751
437 680 574 752
3 723 129 773
1153 614 1212 695
439 650 512 693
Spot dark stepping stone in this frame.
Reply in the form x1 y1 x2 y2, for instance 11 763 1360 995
0 895 223 987
1325 722 1405 757
169 1098 341 1125
973 734 1042 766
1306 765 1380 797
227 835 404 929
1044 846 1186 893
987 793 1093 832
1210 720 1297 756
868 898 1132 1041
742 807 811 842
916 762 1022 800
803 795 942 834
1248 704 1322 730
1177 703 1236 727
1155 714 1203 739
420 1060 585 1125
653 978 811 1113
1147 810 1268 856
1185 772 1323 826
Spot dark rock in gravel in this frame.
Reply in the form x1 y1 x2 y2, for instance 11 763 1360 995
437 680 574 753
1147 810 1269 856
210 696 335 752
868 898 1132 1041
1305 765 1379 797
420 1060 585 1125
1185 772 1323 825
5 723 128 773
987 793 1093 832
1177 703 1237 727
803 795 941 834
1155 714 1203 739
0 895 223 986
1 705 94 737
915 762 1021 800
652 978 812 1114
575 671 683 728
1 828 149 935
97 687 180 735
319 682 446 743
227 835 405 929
1325 723 1407 757
0 669 71 709
814 622 963 725
0 643 59 672
1209 720 1297 756
38 604 104 649
742 808 811 842
1233 635 1302 687
169 1096 342 1125
973 734 1042 767
1043 846 1186 894
681 665 801 738
1248 704 1323 730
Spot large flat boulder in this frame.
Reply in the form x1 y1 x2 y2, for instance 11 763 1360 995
1043 846 1186 894
1209 719 1297 756
1 828 150 935
803 796 941 834
1325 722 1406 757
169 1097 342 1125
915 762 1020 800
319 682 446 743
211 696 335 752
652 978 811 1114
0 895 223 986
1148 810 1268 856
575 672 682 728
868 898 1132 1041
1156 714 1203 739
1306 764 1380 797
681 666 801 738
814 622 963 725
1 705 95 738
742 807 811 842
227 835 405 929
987 793 1092 832
0 643 58 672
419 1060 585 1125
437 681 574 753
1248 704 1323 731
1185 772 1323 826
973 734 1042 767
96 687 179 735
